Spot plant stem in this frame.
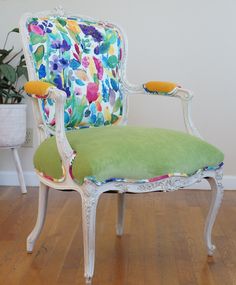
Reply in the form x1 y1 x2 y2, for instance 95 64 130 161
3 32 10 50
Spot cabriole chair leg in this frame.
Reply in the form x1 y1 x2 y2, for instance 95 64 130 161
81 191 100 285
116 192 125 236
27 182 49 252
204 173 224 256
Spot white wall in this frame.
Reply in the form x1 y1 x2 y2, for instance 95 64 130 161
0 0 235 180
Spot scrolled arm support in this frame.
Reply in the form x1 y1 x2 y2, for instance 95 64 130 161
174 88 203 139
123 80 203 140
47 87 74 165
24 81 74 171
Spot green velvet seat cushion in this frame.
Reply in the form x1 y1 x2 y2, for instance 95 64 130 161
34 126 224 184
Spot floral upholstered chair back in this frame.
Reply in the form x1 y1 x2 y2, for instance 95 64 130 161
23 12 126 130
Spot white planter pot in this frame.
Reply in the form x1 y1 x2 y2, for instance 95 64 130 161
0 104 27 147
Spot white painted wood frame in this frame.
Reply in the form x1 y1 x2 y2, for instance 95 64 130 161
19 7 224 285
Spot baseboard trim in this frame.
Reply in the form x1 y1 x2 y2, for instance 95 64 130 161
0 171 235 190
0 171 39 187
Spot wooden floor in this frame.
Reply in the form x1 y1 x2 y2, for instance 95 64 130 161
0 187 236 285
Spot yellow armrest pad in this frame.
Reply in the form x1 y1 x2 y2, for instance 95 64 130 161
143 81 179 94
24 81 54 98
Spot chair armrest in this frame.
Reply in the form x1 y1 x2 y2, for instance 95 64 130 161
24 81 55 99
123 80 203 139
24 81 74 173
143 81 180 96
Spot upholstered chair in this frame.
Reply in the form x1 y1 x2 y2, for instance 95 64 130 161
20 7 224 285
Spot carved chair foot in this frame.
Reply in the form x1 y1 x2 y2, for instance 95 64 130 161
85 277 92 285
116 226 124 236
207 244 216 257
26 239 35 253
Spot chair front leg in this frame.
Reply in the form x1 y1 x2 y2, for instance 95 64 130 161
81 189 100 285
204 170 224 256
116 192 125 236
27 182 49 252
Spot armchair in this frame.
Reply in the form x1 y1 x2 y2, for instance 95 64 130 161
20 7 224 285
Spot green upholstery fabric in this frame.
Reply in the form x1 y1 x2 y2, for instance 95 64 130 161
34 126 224 184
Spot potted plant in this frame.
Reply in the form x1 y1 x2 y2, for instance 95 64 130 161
0 28 28 147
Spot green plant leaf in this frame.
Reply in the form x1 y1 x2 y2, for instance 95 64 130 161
18 54 26 66
0 82 10 89
34 45 44 63
16 66 28 80
0 89 9 95
0 28 27 103
19 54 25 61
0 64 16 83
0 48 12 55
5 92 23 104
0 89 10 104
0 47 13 63
10 28 19 33
5 49 23 65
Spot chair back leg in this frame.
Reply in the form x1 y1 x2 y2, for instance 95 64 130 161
116 192 125 236
11 148 27 194
204 171 224 256
27 182 49 252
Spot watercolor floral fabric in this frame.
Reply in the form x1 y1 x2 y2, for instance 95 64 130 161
26 16 124 129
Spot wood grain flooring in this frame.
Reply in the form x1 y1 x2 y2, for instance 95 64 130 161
0 186 236 285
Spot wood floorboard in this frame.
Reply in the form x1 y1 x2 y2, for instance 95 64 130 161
0 186 236 285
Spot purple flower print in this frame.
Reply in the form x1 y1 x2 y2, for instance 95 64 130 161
53 74 63 89
61 40 71 52
51 40 61 49
64 86 71 97
51 40 71 53
109 89 116 106
93 57 103 80
38 20 53 33
79 24 103 42
50 55 63 73
94 46 99 55
53 74 71 97
59 58 69 68
30 20 53 35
